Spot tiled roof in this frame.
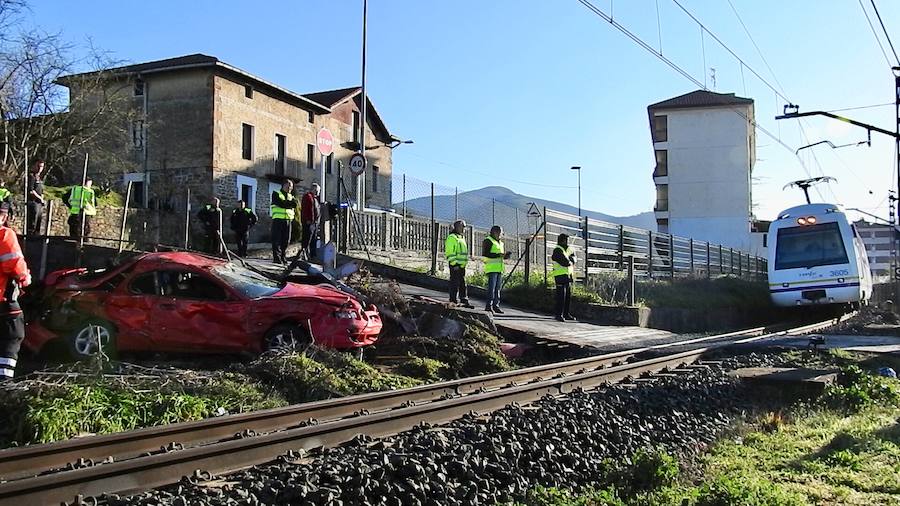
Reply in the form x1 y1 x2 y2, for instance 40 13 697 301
303 87 360 107
648 90 753 110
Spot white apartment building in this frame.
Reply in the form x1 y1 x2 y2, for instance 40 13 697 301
648 90 765 255
854 220 895 282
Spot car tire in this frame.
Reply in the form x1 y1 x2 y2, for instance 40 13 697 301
68 320 118 360
263 323 311 353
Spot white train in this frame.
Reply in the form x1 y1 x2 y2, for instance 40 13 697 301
768 203 873 307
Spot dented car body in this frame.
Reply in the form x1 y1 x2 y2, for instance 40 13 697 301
24 252 382 357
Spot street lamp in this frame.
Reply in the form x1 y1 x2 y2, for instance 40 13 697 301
388 137 414 149
571 166 582 216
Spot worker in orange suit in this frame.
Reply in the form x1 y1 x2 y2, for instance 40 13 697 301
0 202 31 380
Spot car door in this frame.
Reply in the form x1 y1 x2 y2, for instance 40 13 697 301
102 269 159 352
154 269 250 352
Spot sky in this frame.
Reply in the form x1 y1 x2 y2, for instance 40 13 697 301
18 0 900 222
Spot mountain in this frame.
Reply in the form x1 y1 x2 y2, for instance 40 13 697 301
396 186 656 232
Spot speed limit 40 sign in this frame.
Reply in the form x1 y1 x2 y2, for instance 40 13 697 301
349 152 367 176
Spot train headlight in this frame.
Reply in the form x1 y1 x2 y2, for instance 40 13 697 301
796 216 817 226
797 217 807 225
807 216 817 224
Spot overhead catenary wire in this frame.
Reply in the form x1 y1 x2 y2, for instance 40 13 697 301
858 0 895 67
869 0 900 65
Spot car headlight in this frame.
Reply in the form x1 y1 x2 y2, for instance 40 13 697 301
333 310 359 319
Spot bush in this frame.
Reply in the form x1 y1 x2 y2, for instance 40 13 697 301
521 486 624 506
398 357 449 382
621 447 679 492
824 365 900 412
695 474 805 506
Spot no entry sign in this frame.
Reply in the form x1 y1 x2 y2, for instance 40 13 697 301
316 128 334 156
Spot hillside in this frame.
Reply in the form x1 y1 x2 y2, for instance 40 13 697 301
397 186 656 231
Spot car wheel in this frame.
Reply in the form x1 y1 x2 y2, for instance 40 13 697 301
263 323 311 353
68 320 117 360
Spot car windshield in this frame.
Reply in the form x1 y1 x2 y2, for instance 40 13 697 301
211 263 284 298
775 222 849 270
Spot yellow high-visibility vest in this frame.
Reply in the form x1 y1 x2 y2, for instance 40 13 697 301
445 233 468 267
551 245 575 278
271 191 295 220
69 186 96 216
484 236 504 274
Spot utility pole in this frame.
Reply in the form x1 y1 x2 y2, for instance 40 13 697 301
357 0 368 211
571 166 582 216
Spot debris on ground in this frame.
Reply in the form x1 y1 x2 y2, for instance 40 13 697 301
822 306 900 336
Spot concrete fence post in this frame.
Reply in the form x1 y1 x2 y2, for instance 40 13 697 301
689 238 694 275
647 231 654 278
730 247 735 275
668 234 675 278
542 206 548 286
617 224 625 270
627 255 635 306
380 212 388 250
430 221 439 276
719 244 723 275
706 242 711 279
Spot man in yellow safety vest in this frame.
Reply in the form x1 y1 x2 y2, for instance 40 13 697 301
270 180 296 264
482 225 511 313
550 233 577 322
445 220 473 308
65 178 97 239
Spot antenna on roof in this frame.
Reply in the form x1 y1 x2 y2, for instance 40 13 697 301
783 176 836 205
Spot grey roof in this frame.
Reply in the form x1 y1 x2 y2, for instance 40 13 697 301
648 90 753 111
303 87 360 107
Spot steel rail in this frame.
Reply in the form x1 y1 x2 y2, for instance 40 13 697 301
0 321 783 481
0 315 850 505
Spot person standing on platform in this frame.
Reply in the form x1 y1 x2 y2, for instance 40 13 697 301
26 160 45 235
230 200 258 258
300 183 321 260
445 220 473 308
64 178 96 239
0 202 31 380
551 233 577 322
482 225 511 314
270 180 296 264
198 198 223 255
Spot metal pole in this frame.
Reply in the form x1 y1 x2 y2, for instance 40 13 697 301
689 238 694 275
582 215 589 281
38 200 53 280
577 168 581 217
78 153 89 249
118 181 133 254
492 199 495 224
524 237 531 286
22 147 28 239
454 187 458 221
515 207 520 261
402 174 406 219
668 234 675 278
357 0 368 210
184 187 191 249
542 206 548 286
647 231 653 278
894 70 900 302
627 255 635 306
617 224 624 270
430 182 435 274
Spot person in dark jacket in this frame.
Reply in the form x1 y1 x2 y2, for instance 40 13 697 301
197 198 223 255
270 180 296 264
482 225 511 313
551 233 577 322
230 200 258 257
300 183 321 260
26 159 45 236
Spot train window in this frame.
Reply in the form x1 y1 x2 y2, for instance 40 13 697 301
774 222 848 270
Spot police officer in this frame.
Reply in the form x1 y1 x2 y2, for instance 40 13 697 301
551 233 577 322
445 220 473 308
482 225 511 313
0 202 31 380
230 199 258 257
65 178 96 239
270 180 296 264
198 197 223 255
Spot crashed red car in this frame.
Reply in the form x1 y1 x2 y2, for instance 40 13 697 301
24 252 382 358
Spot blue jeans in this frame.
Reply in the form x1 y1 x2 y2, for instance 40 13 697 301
486 272 502 308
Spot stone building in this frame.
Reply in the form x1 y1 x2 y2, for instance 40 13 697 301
59 54 396 243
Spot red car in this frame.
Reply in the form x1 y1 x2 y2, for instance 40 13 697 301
24 252 382 359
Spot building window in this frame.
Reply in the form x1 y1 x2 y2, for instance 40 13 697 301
352 110 361 143
657 218 669 234
134 78 144 97
653 150 667 177
236 175 258 210
123 173 147 208
307 110 314 124
307 144 315 169
655 184 668 211
652 114 667 142
241 123 254 160
326 153 333 175
371 166 379 192
275 134 286 175
763 234 768 248
241 184 253 205
244 85 253 99
131 120 145 150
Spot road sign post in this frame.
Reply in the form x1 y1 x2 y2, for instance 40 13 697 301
316 129 334 204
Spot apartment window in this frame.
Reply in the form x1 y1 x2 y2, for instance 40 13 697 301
134 78 144 97
352 110 361 143
275 134 286 175
241 184 253 206
653 149 667 177
244 85 253 99
326 153 333 175
652 114 667 142
307 144 315 169
657 218 669 234
307 110 314 124
241 124 254 160
123 173 147 208
371 166 379 192
655 184 668 211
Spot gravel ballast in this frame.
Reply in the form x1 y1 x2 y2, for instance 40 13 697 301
107 352 810 506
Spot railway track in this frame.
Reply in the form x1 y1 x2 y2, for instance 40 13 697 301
0 314 851 505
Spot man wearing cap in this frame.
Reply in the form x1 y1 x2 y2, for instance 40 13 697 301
551 233 577 322
65 178 97 239
0 202 31 380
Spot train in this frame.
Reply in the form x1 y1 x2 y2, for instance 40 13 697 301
767 203 873 307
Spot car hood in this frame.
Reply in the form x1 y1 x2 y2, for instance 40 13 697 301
266 282 357 307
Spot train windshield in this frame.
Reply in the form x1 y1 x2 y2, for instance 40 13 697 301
774 222 849 270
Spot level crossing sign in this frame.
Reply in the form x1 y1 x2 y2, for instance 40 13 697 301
349 152 367 176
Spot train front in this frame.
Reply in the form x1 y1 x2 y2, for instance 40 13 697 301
767 203 867 306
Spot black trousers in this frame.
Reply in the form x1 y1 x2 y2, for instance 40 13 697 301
0 314 25 379
203 229 222 256
271 219 291 264
26 203 43 235
67 214 92 239
448 265 469 303
235 230 249 257
555 275 572 317
301 223 318 260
